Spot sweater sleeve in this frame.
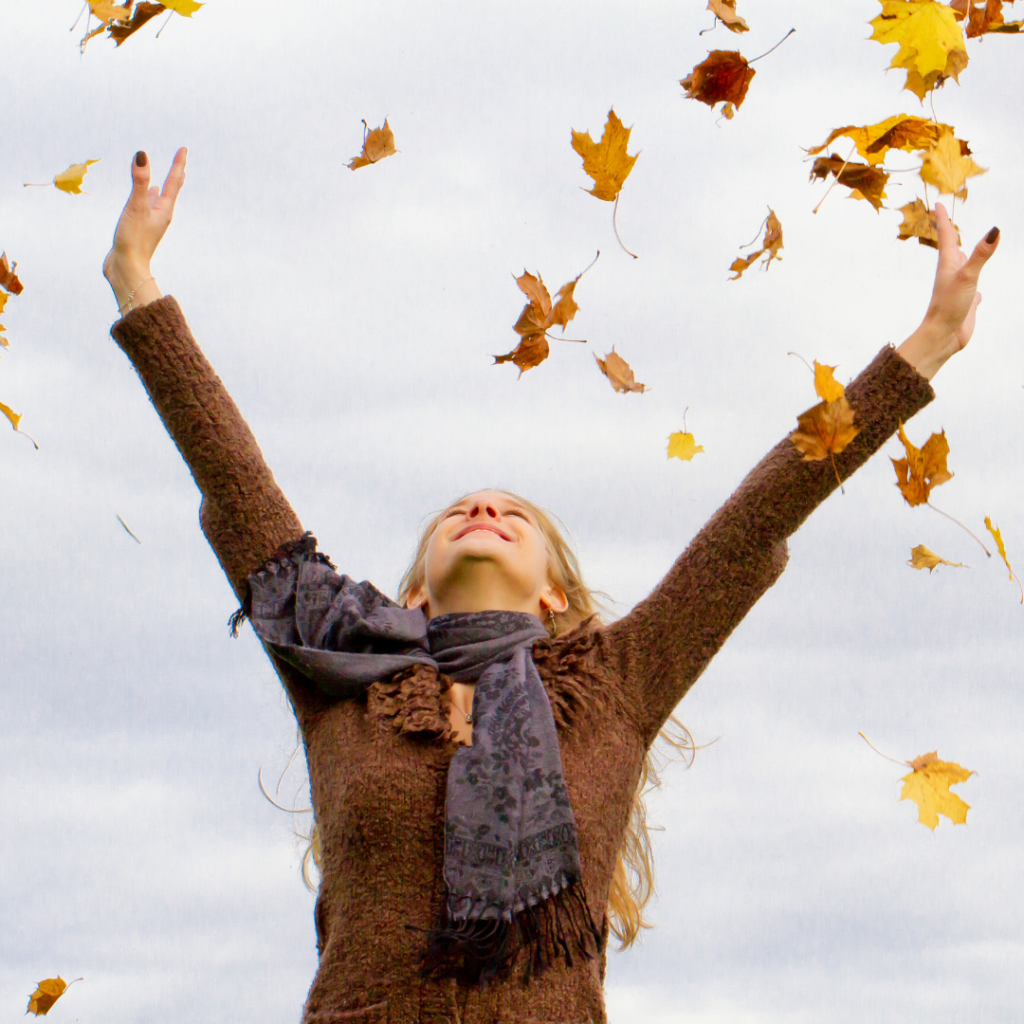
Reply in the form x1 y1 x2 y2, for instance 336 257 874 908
599 345 935 745
111 295 304 598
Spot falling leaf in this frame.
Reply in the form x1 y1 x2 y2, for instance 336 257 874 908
707 0 749 32
595 348 645 394
984 517 1023 602
907 544 968 570
571 109 638 202
494 260 594 376
790 397 861 467
900 751 971 829
813 361 845 402
810 156 890 211
919 132 986 198
109 2 167 46
348 120 396 170
952 0 1024 35
806 114 953 166
161 0 203 14
26 976 80 1016
0 399 20 431
891 421 952 506
0 252 24 294
681 50 756 113
870 0 969 99
89 0 133 21
896 198 962 248
667 431 705 462
26 161 101 194
728 209 783 280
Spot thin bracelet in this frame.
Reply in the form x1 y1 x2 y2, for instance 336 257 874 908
118 276 156 316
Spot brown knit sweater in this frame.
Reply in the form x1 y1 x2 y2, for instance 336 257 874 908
112 297 934 1024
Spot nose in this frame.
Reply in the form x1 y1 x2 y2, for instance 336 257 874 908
467 500 499 520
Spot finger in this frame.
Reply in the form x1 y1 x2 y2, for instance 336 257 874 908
159 146 188 204
960 226 1000 286
128 150 152 209
933 202 960 265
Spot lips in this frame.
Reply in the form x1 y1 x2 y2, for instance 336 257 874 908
453 522 512 542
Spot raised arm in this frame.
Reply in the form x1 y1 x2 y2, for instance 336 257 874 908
105 150 302 595
602 206 1000 744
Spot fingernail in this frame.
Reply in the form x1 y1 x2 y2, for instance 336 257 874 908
135 151 147 168
985 226 1000 244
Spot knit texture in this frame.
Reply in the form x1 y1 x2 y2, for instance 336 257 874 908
112 296 935 1024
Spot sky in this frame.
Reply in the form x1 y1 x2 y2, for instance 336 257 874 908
1 1 1022 1022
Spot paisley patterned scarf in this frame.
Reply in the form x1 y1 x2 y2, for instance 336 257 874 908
232 534 600 983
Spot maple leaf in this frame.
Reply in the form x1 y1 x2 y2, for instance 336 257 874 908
729 210 783 280
891 421 952 506
900 751 971 829
89 0 133 21
952 0 1024 35
806 114 952 166
0 252 24 294
907 543 968 570
810 156 890 211
571 109 638 202
25 161 100 194
791 398 861 464
667 431 704 462
109 2 167 46
348 120 396 170
494 258 596 376
897 198 963 248
26 976 82 1016
870 1 969 99
707 0 749 32
681 50 756 113
595 348 645 394
984 517 1024 602
813 361 845 402
919 131 986 198
162 0 203 14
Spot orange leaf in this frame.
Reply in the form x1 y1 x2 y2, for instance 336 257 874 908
707 0 749 32
891 421 953 506
897 198 962 248
810 156 890 211
0 399 20 431
0 252 24 294
348 120 396 170
571 109 638 202
595 348 645 394
813 361 844 402
493 335 550 377
729 209 783 280
805 114 953 166
790 396 861 464
984 517 1023 602
26 976 79 1016
953 0 1024 36
681 50 756 113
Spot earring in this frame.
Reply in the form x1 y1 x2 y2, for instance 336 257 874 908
547 606 557 632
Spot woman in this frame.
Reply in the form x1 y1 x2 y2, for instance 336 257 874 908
104 148 998 1024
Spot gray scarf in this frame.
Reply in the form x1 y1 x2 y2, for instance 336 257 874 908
233 534 600 982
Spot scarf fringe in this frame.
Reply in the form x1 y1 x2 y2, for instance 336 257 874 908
420 881 602 987
228 532 335 637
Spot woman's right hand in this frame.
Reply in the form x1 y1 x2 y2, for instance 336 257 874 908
103 147 187 316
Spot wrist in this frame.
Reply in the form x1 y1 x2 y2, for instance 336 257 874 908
895 321 953 382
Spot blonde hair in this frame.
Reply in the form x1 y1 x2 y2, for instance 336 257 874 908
299 490 693 948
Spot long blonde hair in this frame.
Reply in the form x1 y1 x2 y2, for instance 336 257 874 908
299 490 693 948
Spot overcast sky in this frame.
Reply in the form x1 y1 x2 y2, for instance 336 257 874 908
2 1 1022 1022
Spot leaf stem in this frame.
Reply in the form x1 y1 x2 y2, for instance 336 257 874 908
739 209 770 249
698 17 720 36
545 332 587 344
154 10 174 38
612 195 637 259
927 501 991 556
787 350 815 375
813 141 857 215
858 731 911 767
747 28 796 64
70 1 88 31
578 249 601 278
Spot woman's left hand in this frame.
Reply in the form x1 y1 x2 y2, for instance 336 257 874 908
896 203 1000 381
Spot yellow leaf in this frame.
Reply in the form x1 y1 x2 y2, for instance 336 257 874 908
88 0 132 22
907 544 967 571
870 1 969 99
891 421 952 506
595 348 645 394
667 431 704 462
47 160 101 194
0 323 8 350
348 120 396 170
984 516 1023 602
0 293 7 315
919 132 986 198
896 198 961 248
899 752 971 829
0 399 21 431
707 0 749 32
571 109 638 202
813 361 844 402
162 0 203 14
805 114 952 166
26 976 72 1016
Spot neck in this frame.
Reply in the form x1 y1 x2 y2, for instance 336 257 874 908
425 566 543 619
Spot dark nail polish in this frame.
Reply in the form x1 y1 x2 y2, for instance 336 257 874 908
985 226 1000 244
135 151 147 168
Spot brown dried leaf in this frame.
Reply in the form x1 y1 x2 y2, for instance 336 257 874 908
806 114 953 166
891 421 953 506
595 348 645 394
1 252 24 295
707 0 749 32
810 156 890 211
571 109 638 202
681 50 756 113
109 2 166 45
954 0 1024 35
348 120 397 170
729 209 783 279
791 396 861 463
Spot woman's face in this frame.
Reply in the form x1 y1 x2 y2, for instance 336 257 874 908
408 490 568 619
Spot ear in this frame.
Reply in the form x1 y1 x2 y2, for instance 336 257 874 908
541 582 569 615
405 585 429 614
